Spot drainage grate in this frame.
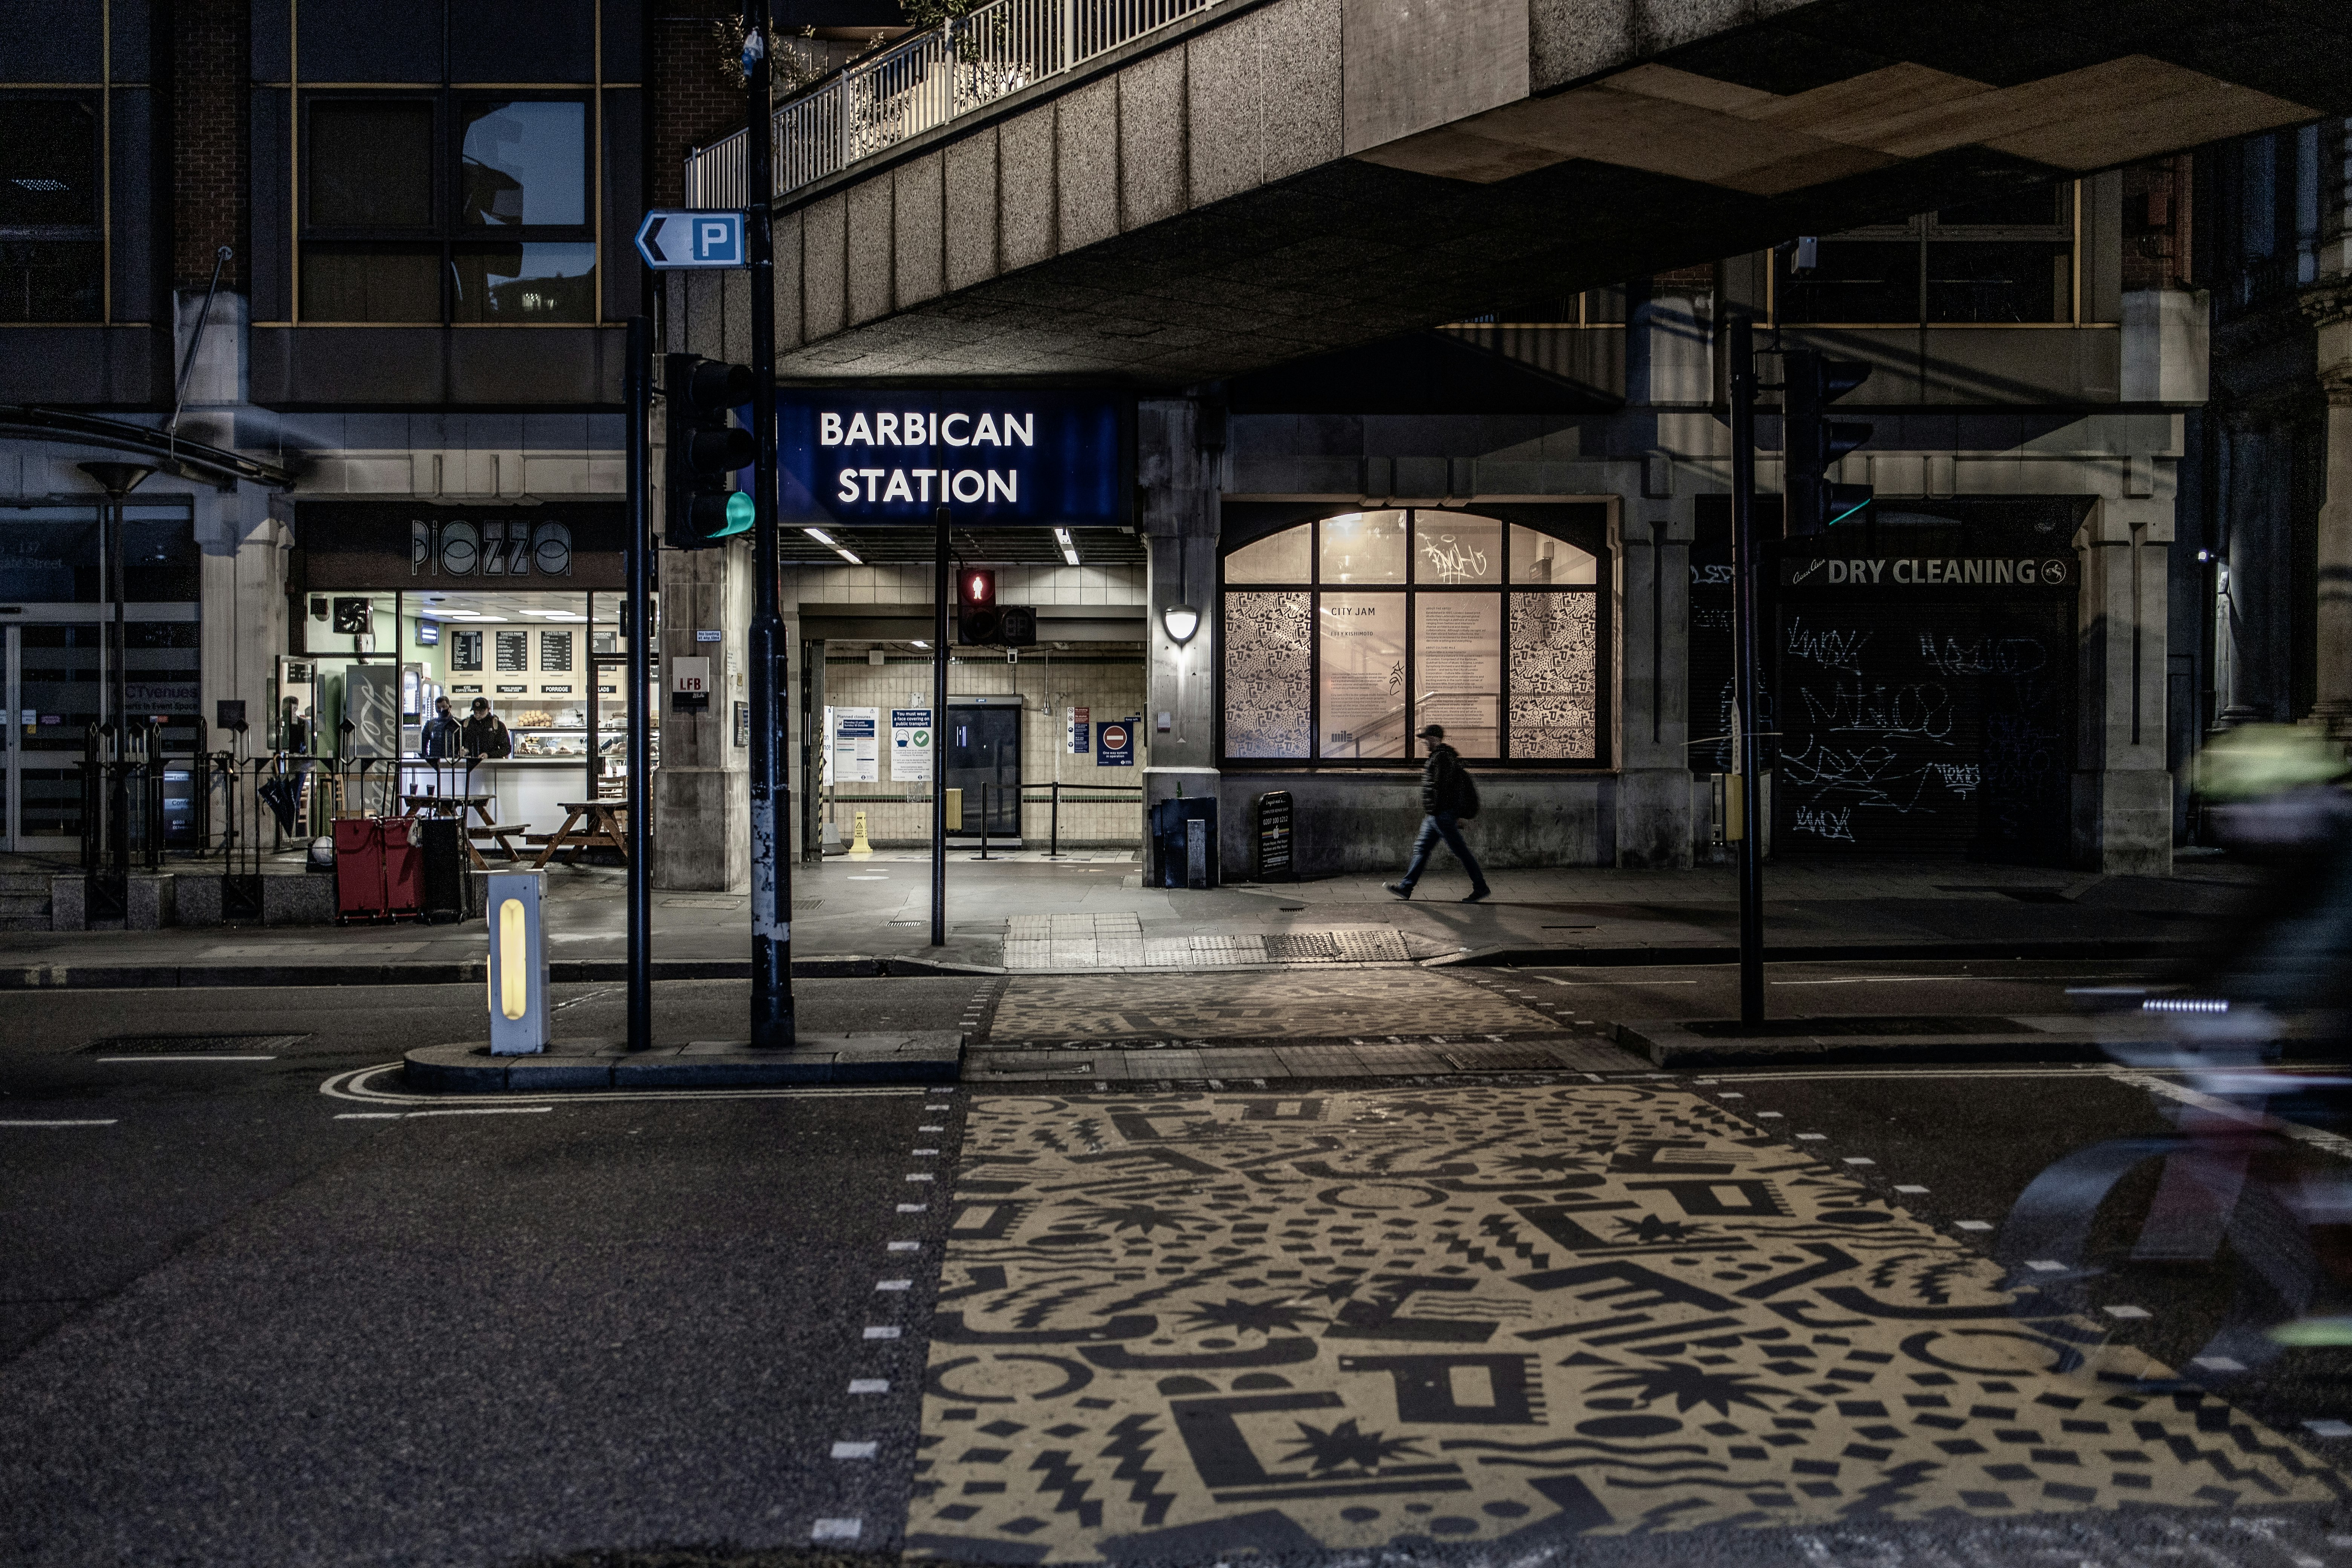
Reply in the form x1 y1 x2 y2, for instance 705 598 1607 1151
84 1033 312 1055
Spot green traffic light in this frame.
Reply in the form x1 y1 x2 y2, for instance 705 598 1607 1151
721 490 755 536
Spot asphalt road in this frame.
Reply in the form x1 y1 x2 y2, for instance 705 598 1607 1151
7 974 2352 1567
1510 957 2180 1022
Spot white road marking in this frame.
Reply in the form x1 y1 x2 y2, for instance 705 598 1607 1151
1842 1157 1876 1166
897 1202 928 1213
2104 1304 2151 1319
1894 1184 1929 1194
862 1326 900 1340
1717 1092 1745 1099
812 1519 862 1543
2305 1419 2352 1438
2115 1070 2352 1163
95 1055 276 1063
334 1113 403 1120
848 1378 889 1394
876 1280 912 1292
1955 1220 1994 1231
831 1441 878 1459
1795 1133 1827 1141
1755 1111 1784 1118
318 1064 928 1107
406 1107 554 1118
919 1124 946 1131
905 1173 934 1182
1772 976 1962 986
1543 978 1697 986
0 1118 118 1127
2194 1355 2247 1372
911 1147 940 1155
2025 1260 2066 1272
888 1241 920 1252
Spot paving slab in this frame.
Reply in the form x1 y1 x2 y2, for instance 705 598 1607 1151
403 1030 963 1090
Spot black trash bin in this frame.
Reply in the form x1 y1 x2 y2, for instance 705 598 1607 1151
418 817 472 924
1149 796 1219 889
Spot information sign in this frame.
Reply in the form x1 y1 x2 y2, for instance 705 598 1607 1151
1097 717 1135 767
1067 706 1090 754
891 707 933 782
634 210 746 270
832 706 880 784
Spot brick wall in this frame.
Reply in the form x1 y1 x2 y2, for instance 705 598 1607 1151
651 1 752 208
172 0 247 290
2122 156 2194 293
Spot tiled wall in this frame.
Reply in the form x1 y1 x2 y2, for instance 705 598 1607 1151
783 561 1144 608
819 654 1147 847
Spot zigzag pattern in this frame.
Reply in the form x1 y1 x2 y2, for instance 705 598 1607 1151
1029 1450 1102 1528
1101 1413 1176 1526
1475 1211 1551 1272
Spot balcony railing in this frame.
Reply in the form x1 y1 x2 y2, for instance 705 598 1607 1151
685 0 1220 208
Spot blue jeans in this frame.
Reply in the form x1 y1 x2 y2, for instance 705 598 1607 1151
1399 812 1487 894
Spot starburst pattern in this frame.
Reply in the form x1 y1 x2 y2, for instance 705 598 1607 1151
1589 1361 1778 1416
1177 1296 1321 1335
1282 1418 1425 1473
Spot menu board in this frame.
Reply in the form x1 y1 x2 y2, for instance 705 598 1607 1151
452 629 483 671
495 630 528 672
1317 592 1407 758
540 630 573 672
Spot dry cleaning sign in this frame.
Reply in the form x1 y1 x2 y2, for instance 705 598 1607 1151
1784 555 2073 588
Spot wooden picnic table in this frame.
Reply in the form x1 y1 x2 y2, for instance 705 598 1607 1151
400 793 524 868
531 799 629 868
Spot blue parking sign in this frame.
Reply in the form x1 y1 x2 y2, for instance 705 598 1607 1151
635 210 746 270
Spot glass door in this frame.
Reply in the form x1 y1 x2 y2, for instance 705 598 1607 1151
17 618 105 851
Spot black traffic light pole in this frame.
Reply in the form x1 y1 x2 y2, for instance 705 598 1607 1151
1730 315 1766 1028
625 316 652 1052
932 505 949 947
745 0 795 1048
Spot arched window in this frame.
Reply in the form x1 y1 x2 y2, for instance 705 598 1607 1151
1219 510 1605 764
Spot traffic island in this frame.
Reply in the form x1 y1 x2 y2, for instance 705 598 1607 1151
403 1031 963 1091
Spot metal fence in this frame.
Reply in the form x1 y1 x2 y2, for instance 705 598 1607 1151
686 0 1220 206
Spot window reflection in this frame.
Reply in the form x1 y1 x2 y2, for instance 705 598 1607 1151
309 101 436 229
1318 510 1408 584
452 242 597 322
1317 593 1407 758
1412 514 1501 584
1508 524 1595 584
460 102 586 227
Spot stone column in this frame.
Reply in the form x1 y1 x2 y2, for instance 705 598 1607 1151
2305 302 2352 733
650 540 752 890
2073 499 2174 875
1613 496 1695 867
1138 400 1219 864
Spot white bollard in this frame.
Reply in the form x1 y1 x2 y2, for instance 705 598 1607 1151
485 868 551 1055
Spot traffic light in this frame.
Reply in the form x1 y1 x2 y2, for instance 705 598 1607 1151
957 569 1000 643
999 606 1037 648
664 353 756 549
1782 349 1873 536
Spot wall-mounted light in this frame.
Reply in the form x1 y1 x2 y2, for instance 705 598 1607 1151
1162 603 1200 645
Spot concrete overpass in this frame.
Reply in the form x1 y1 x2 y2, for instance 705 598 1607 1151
673 0 2350 384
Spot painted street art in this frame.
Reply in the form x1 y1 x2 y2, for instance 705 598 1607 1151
908 1084 2340 1562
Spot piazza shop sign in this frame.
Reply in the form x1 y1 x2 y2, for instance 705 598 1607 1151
775 392 1129 527
1783 554 2075 589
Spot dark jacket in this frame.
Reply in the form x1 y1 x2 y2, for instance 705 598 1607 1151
420 712 461 759
1421 742 1470 816
460 712 511 758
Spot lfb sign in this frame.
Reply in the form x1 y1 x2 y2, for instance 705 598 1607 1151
776 392 1129 527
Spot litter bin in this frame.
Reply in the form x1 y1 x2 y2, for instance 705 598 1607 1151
1149 796 1219 889
418 817 471 924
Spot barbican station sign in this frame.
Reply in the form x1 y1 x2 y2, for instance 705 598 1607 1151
775 391 1129 528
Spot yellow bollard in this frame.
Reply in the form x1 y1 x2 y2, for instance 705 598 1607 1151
944 787 963 831
850 809 873 854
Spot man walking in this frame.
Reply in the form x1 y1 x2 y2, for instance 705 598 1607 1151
1386 723 1491 902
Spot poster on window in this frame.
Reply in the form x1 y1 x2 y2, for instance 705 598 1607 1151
1317 593 1407 758
1413 595 1501 757
891 707 933 782
831 706 880 784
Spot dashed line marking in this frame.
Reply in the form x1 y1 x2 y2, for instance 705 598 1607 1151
1895 1184 1929 1193
849 1378 889 1394
1954 1220 1994 1231
831 1441 878 1459
876 1279 912 1292
0 1118 119 1127
2104 1304 2151 1320
812 1519 862 1543
888 1240 920 1252
905 1173 935 1182
95 1055 276 1063
862 1326 900 1340
897 1202 928 1213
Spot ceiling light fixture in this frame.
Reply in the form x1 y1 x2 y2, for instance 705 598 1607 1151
1054 525 1080 567
805 525 863 565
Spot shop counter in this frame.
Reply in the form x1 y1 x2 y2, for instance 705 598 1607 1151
400 758 595 838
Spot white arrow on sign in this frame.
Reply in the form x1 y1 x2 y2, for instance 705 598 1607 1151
634 210 748 271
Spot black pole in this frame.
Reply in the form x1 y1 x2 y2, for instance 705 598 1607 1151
625 315 652 1052
1730 314 1766 1027
1050 779 1059 859
744 0 794 1047
931 505 948 946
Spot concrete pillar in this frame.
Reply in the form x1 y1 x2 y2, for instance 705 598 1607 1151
2306 313 2352 734
650 540 752 891
1138 399 1219 834
2073 499 2174 875
1614 495 1694 867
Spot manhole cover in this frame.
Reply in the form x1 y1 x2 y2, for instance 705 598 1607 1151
84 1033 311 1055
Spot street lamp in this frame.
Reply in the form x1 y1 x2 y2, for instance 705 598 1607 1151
79 461 154 738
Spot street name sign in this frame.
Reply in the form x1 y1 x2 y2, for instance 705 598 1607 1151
635 210 746 270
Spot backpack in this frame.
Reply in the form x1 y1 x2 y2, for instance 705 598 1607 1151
1452 764 1481 820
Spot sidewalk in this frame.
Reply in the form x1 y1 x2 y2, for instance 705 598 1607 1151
0 849 2267 989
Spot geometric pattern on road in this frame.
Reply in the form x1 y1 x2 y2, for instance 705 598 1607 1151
909 1085 2340 1561
986 969 1558 1042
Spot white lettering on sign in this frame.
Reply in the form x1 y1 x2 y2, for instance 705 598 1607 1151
819 410 1036 448
834 468 1018 504
1798 556 2071 589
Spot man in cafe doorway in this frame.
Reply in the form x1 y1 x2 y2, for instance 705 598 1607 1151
1386 723 1490 903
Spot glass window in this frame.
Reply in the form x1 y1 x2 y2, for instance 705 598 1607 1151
0 97 100 227
1223 527 1312 584
1507 524 1596 584
1413 594 1500 757
121 506 202 601
0 509 98 599
459 101 586 227
451 242 597 322
1318 510 1407 585
1779 185 2078 326
1925 240 2070 324
1221 514 1603 765
1935 188 2064 228
0 239 103 323
300 243 443 322
1317 593 1407 759
309 100 435 229
1779 239 1919 325
1412 513 1501 584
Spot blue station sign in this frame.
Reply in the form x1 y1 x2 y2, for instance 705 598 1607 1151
775 391 1129 528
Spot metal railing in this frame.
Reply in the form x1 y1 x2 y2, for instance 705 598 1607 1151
686 0 1220 206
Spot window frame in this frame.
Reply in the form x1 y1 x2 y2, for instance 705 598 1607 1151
0 89 107 326
1216 507 1612 770
296 87 597 327
1769 181 2088 329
